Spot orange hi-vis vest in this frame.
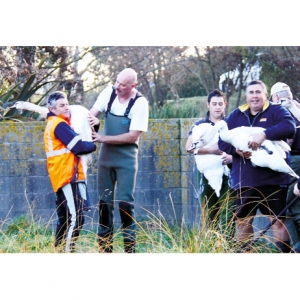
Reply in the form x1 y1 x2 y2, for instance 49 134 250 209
44 115 85 192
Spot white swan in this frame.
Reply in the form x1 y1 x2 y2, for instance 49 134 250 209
189 122 219 150
191 122 230 197
9 101 93 178
215 120 299 179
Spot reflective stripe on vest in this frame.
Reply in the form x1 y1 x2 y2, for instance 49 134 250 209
46 148 71 158
45 117 81 157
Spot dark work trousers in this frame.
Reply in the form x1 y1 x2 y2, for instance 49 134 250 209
97 111 138 253
55 182 86 252
199 173 235 237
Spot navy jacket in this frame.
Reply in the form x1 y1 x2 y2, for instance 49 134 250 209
47 112 96 156
218 101 296 189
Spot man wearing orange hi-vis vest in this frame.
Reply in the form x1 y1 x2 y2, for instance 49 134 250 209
44 91 96 252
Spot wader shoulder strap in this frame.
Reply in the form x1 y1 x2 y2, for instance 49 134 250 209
105 87 143 118
105 87 117 117
124 92 142 117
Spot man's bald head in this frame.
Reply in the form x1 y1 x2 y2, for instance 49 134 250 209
118 68 137 85
115 68 138 99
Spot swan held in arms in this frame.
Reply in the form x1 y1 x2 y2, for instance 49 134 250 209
9 101 93 178
214 120 299 179
191 122 230 197
189 122 219 150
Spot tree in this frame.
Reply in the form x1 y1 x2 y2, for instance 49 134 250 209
182 46 261 113
89 46 190 107
0 46 102 121
3 46 300 121
259 46 300 100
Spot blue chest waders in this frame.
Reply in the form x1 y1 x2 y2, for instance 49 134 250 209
97 89 141 253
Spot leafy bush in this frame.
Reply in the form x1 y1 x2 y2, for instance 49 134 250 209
149 94 240 119
149 96 206 119
0 55 59 122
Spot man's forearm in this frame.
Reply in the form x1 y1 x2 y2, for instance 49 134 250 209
92 130 141 144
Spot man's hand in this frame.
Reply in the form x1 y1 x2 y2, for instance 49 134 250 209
222 153 232 165
248 132 266 150
236 149 252 159
92 131 105 143
88 113 100 127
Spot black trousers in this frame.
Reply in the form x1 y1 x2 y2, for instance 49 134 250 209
55 182 85 252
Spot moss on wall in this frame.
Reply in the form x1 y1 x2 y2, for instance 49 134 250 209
1 119 200 227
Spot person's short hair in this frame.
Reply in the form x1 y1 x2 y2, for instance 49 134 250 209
207 89 226 103
246 80 268 96
47 91 67 108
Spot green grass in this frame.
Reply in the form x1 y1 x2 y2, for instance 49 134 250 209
0 185 281 253
0 196 279 253
0 215 55 253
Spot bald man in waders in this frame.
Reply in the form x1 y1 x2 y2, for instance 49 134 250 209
89 68 149 253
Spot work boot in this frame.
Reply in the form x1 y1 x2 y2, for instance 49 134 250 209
275 241 291 253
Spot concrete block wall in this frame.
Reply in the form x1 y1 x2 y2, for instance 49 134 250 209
1 120 298 245
0 119 200 231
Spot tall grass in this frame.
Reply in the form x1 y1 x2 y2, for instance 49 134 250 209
0 192 280 253
0 215 55 253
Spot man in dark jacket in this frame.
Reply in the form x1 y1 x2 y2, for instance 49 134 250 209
218 80 296 252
